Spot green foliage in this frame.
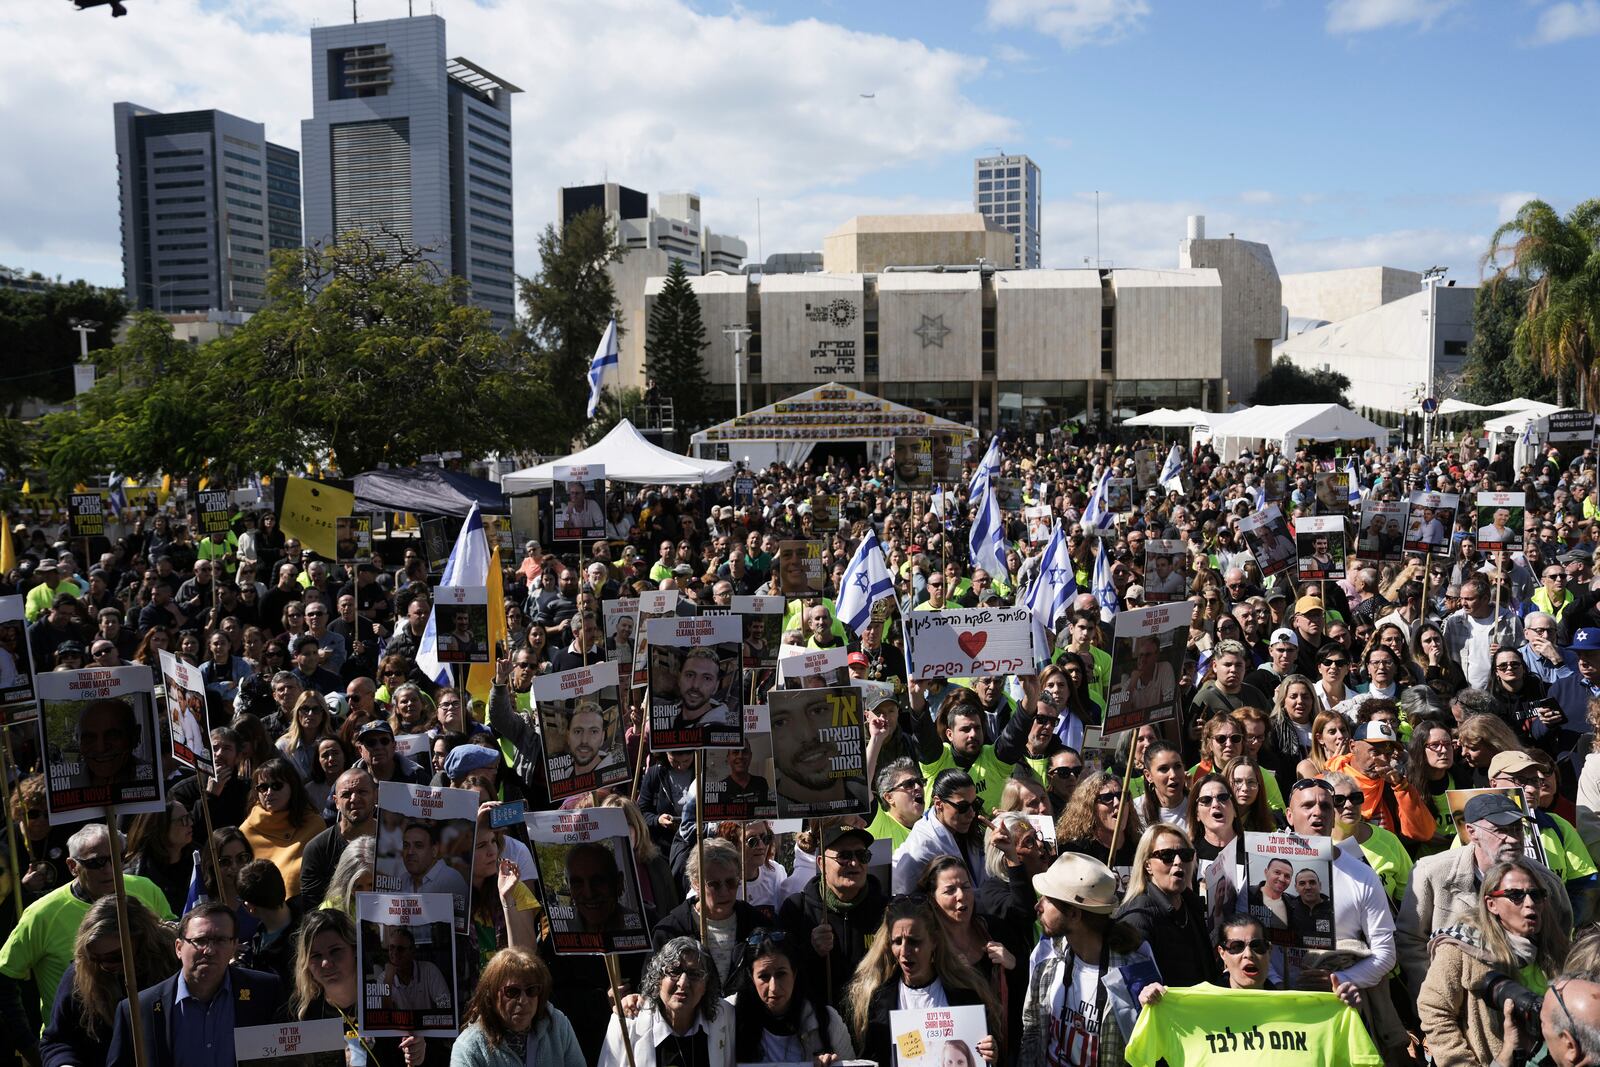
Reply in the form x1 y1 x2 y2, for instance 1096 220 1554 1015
1460 276 1557 405
515 208 627 448
0 279 127 409
36 235 550 484
1249 356 1352 408
579 386 645 447
1484 198 1600 408
644 258 711 443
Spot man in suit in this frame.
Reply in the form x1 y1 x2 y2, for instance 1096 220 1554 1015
108 900 286 1067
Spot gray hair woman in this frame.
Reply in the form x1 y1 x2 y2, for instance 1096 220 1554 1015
599 937 735 1067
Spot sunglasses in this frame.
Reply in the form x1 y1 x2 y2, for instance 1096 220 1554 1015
255 780 286 794
744 832 773 847
938 797 984 815
891 777 926 794
499 984 538 1001
73 855 113 870
1094 790 1122 806
1047 766 1081 779
1332 791 1366 808
1196 793 1231 807
1222 938 1270 956
826 849 871 865
1489 887 1549 905
1149 847 1196 865
1292 778 1331 794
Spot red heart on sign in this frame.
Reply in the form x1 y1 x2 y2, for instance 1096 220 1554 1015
957 631 988 659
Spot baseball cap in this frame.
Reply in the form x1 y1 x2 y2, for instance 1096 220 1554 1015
356 719 395 741
1031 853 1120 915
847 652 869 668
1488 750 1541 779
1294 595 1324 615
1353 721 1398 745
1572 628 1600 651
1269 627 1299 648
672 563 693 577
1462 793 1525 826
821 825 874 853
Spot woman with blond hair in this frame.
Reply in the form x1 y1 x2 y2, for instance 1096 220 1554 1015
275 689 339 781
1113 823 1219 987
1055 769 1136 871
39 897 177 1066
452 948 584 1067
292 908 428 1066
1295 709 1352 781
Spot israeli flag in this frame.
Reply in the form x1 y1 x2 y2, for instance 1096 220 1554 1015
416 504 489 685
969 475 1010 582
1024 524 1078 662
1092 539 1118 622
1345 457 1361 507
1159 444 1184 493
108 476 127 519
969 436 1003 505
1194 646 1214 687
183 849 206 912
1082 469 1113 531
1252 481 1267 510
836 529 895 635
585 317 620 419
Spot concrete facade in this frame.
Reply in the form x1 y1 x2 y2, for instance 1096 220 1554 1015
1280 266 1422 325
1110 269 1224 380
875 272 983 383
1178 219 1280 403
992 270 1102 381
641 273 750 386
822 214 1014 274
758 273 866 384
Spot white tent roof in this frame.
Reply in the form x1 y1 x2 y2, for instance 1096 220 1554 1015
1121 408 1176 426
1203 403 1389 460
1125 406 1218 428
1411 398 1494 416
1487 398 1564 416
691 382 976 445
502 420 735 492
1482 409 1549 436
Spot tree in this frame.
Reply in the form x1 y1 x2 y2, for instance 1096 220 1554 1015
644 258 711 443
579 386 645 447
516 207 627 448
1484 198 1600 408
37 235 550 483
0 278 127 410
1460 276 1557 405
1249 356 1351 407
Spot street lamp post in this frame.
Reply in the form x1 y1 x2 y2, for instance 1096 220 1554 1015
1421 266 1447 452
721 322 753 417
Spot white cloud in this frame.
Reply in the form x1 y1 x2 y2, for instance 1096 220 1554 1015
0 0 1016 289
1529 0 1600 44
1494 191 1541 223
1325 0 1460 34
985 0 1150 48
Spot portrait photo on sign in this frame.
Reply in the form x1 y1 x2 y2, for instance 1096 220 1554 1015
701 704 777 821
1243 831 1336 953
355 892 459 1037
733 595 784 669
0 594 38 719
931 433 963 483
646 614 743 750
431 584 489 664
526 807 650 955
158 650 212 775
375 781 478 934
1141 540 1190 604
889 1005 988 1067
1475 492 1527 552
631 589 679 691
1102 603 1193 737
37 665 165 824
1312 471 1352 516
893 436 933 490
1294 515 1347 581
810 492 840 532
1237 504 1297 578
1403 491 1459 554
777 539 825 597
551 464 606 541
534 661 629 801
1134 447 1161 489
604 597 638 669
1358 500 1408 561
1263 469 1289 501
1105 477 1133 514
776 645 851 689
335 513 373 565
768 686 868 819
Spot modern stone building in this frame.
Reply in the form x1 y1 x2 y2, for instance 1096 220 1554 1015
1178 215 1281 402
1281 266 1423 325
822 214 1013 274
114 102 300 314
301 14 519 330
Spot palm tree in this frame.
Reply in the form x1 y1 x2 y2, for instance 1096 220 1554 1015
1483 198 1600 408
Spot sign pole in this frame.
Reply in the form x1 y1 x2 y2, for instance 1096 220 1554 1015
196 769 225 901
815 816 833 1007
104 808 149 1067
1105 747 1139 867
604 954 641 1067
695 750 707 945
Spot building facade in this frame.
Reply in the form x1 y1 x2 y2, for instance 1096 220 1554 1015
973 153 1042 269
114 102 300 314
1178 215 1282 403
301 15 519 330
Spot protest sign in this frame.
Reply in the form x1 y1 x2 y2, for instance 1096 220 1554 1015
1024 505 1052 544
1103 602 1194 738
889 1005 988 1067
904 605 1035 680
810 492 841 532
1475 491 1526 552
375 781 477 934
1548 411 1596 461
280 477 355 561
733 595 784 669
552 464 606 542
1105 477 1133 514
1357 500 1407 561
1444 787 1548 865
355 892 459 1036
1312 471 1352 516
526 806 651 955
197 489 233 538
68 493 104 540
1403 491 1459 554
419 517 451 575
1141 540 1189 604
931 432 964 484
604 597 638 670
234 1019 347 1067
992 477 1023 511
1134 447 1162 490
0 595 39 722
777 540 825 597
336 513 373 566
768 686 868 819
647 614 744 750
702 704 778 820
158 650 212 775
534 660 629 800
1238 504 1297 578
893 436 933 490
1125 984 1383 1067
1294 516 1347 581
631 589 679 691
482 513 515 556
733 471 757 505
1264 469 1288 501
1244 831 1336 952
431 584 489 664
36 665 164 825
776 645 850 689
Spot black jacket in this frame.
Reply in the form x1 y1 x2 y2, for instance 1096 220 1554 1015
778 875 888 1007
651 899 773 992
108 966 286 1067
1112 885 1222 988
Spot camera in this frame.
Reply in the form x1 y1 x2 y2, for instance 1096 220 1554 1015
1473 970 1543 1033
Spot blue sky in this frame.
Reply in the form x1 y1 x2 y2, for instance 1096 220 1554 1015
2 0 1595 292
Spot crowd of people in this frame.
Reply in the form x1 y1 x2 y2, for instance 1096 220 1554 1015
4 425 1600 1066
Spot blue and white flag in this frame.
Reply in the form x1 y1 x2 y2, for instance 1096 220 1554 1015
968 437 1003 505
1345 457 1361 507
836 529 896 635
1024 524 1078 661
1193 646 1214 687
1158 444 1184 494
416 504 489 685
968 474 1010 582
107 476 127 519
1082 469 1113 531
1092 539 1118 622
183 849 205 912
585 317 619 419
1252 481 1267 510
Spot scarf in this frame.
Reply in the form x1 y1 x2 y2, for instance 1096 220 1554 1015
822 882 867 913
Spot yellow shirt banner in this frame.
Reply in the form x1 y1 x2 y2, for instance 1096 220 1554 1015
279 477 355 561
1124 984 1380 1067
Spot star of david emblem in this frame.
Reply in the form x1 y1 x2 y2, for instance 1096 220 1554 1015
1046 565 1070 586
853 569 870 591
914 314 951 349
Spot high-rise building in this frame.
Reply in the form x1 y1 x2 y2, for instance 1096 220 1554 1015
114 102 300 314
973 153 1041 269
301 15 520 330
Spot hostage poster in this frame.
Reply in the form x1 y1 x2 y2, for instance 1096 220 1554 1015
701 704 777 821
1102 602 1194 738
647 614 743 750
158 649 212 775
355 891 459 1037
0 595 39 721
768 686 869 819
535 660 630 800
888 1005 988 1067
526 806 651 955
1238 504 1297 578
37 665 165 825
375 781 477 934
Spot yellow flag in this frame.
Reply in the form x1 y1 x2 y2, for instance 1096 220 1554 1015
0 514 14 576
279 477 356 560
465 540 507 707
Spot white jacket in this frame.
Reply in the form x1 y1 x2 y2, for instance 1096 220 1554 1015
599 1001 736 1067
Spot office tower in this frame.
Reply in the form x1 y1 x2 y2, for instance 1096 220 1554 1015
302 14 520 330
973 153 1041 269
114 102 300 313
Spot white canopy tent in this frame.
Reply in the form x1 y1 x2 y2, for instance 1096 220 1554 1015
1121 408 1176 427
1127 406 1218 429
1488 398 1565 416
1199 403 1390 462
502 420 735 492
1410 398 1494 416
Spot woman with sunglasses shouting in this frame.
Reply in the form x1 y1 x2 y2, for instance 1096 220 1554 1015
454 947 584 1067
1112 823 1221 987
892 769 989 895
1418 858 1571 1067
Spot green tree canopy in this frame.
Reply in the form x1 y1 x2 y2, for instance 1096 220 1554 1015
0 278 127 409
1249 356 1352 408
644 258 711 444
1460 276 1557 406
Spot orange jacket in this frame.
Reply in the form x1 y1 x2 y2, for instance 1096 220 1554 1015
1326 752 1438 844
